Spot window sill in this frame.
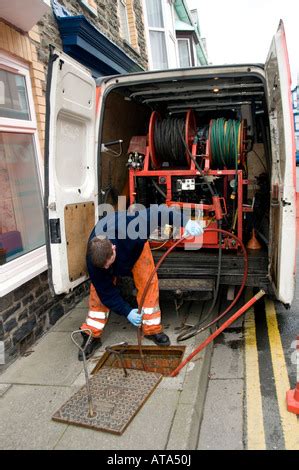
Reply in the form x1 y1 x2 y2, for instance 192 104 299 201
123 39 141 57
0 246 47 297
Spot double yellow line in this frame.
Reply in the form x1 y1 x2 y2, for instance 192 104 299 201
245 292 299 450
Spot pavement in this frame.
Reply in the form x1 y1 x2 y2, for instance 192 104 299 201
197 286 299 450
0 297 213 450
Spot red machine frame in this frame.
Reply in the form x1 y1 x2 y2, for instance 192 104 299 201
128 112 251 249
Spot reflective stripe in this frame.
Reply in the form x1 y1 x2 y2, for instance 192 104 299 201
142 317 161 326
86 318 105 330
141 306 160 315
88 310 109 320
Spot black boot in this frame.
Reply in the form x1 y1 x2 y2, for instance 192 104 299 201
78 331 102 361
145 332 170 346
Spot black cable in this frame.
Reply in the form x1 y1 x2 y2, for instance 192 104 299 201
177 220 223 342
175 126 223 342
151 179 167 199
177 126 218 198
154 118 186 164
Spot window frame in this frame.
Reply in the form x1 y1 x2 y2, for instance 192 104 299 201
118 0 131 44
143 0 172 70
177 37 192 68
0 52 47 297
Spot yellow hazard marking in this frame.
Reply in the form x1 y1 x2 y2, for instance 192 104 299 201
244 290 266 450
265 299 299 450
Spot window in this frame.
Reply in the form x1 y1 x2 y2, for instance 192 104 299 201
145 0 168 70
79 0 98 17
177 38 192 68
0 53 46 295
119 0 131 43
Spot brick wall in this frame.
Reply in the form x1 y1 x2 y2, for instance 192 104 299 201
0 1 147 372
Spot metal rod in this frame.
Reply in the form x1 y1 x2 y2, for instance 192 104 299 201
71 329 95 418
171 289 266 377
105 342 129 377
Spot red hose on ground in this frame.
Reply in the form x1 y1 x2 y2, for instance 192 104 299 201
137 228 248 369
170 289 265 377
184 228 249 336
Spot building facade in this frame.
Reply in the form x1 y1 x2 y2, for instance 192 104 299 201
0 0 148 370
142 0 208 71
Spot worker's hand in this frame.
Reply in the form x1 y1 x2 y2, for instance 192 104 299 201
127 308 142 327
184 219 204 237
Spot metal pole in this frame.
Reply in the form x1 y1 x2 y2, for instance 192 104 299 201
171 289 266 377
71 329 95 418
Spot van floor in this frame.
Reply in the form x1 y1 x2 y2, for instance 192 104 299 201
152 248 269 292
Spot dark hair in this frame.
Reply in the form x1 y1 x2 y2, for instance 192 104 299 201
87 237 113 268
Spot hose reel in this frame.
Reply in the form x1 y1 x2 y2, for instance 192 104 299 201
209 118 246 169
149 110 196 169
149 112 246 171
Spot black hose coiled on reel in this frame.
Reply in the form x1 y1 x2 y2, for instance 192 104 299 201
154 117 186 164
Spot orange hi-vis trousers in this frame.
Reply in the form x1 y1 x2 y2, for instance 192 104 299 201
80 242 163 338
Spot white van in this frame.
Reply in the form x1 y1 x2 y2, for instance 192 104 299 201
45 21 296 307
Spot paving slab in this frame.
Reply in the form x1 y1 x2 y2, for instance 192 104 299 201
0 384 70 450
210 331 244 380
54 388 180 450
0 383 12 397
0 332 82 386
166 404 201 450
166 332 213 450
197 378 244 450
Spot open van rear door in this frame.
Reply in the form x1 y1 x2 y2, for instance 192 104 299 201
45 49 98 295
265 20 296 305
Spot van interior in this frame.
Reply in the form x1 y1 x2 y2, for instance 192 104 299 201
98 70 272 298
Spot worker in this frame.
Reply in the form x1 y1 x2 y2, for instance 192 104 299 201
78 205 203 360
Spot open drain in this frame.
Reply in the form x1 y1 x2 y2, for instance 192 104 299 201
91 345 186 377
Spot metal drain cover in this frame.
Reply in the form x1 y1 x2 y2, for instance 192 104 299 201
52 367 162 435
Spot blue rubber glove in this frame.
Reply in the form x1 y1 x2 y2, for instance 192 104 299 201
184 219 204 237
127 308 142 327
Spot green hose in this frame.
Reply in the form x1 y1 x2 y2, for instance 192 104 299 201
210 118 241 170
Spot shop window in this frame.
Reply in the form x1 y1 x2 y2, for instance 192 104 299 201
0 55 45 275
119 0 131 43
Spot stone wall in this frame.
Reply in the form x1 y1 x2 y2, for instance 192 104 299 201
35 0 148 79
0 275 90 372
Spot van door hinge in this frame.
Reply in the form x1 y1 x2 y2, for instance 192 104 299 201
50 219 61 243
281 199 291 207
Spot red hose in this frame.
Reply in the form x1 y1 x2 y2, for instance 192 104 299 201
137 228 248 368
137 235 187 369
190 228 248 335
170 289 265 377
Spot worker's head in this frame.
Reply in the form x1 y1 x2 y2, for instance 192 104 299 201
88 237 116 269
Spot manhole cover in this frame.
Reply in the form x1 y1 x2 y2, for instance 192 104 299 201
91 345 186 377
52 367 162 435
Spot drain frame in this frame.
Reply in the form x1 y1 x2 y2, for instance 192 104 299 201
91 345 186 377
